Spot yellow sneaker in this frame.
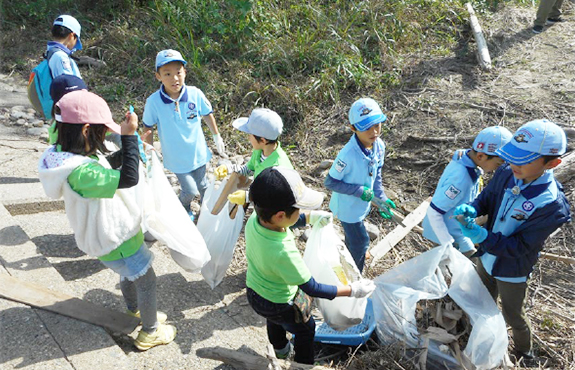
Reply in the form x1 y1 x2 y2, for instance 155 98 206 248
127 310 168 324
134 323 177 351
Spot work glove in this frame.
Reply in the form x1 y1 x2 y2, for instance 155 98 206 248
453 204 477 218
213 134 227 157
349 279 376 298
372 197 396 219
215 164 229 181
228 190 248 206
459 222 488 245
360 187 374 202
309 211 333 228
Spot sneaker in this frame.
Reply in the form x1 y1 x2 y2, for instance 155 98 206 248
546 17 563 25
134 323 177 351
274 342 293 360
127 310 168 324
532 25 544 34
510 350 547 368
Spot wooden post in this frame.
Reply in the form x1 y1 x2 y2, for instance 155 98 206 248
466 2 492 71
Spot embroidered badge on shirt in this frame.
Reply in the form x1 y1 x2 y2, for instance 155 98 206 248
445 185 461 200
522 201 534 211
62 58 71 70
188 102 196 110
511 213 528 221
335 159 347 173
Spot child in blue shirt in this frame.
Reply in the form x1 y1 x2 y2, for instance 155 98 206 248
47 15 83 78
422 126 512 256
454 119 571 364
325 98 395 272
143 49 226 213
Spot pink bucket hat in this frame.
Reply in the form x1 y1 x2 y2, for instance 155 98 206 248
55 90 121 134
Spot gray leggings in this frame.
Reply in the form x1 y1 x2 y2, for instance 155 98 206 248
120 267 159 333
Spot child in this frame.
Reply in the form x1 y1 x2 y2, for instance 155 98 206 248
422 126 512 256
214 107 293 206
47 15 83 78
454 119 571 364
532 0 564 34
325 98 394 272
143 49 226 213
47 74 88 144
38 90 176 351
246 166 376 364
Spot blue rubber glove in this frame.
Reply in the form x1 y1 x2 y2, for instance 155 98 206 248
459 223 488 244
453 204 477 218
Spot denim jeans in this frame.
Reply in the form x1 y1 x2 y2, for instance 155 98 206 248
340 220 370 272
175 164 208 211
246 288 316 364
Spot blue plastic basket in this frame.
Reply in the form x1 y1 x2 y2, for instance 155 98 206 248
313 298 376 346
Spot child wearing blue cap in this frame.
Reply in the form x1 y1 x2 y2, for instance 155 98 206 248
454 119 571 365
143 49 227 215
422 126 512 256
47 15 83 78
324 98 394 272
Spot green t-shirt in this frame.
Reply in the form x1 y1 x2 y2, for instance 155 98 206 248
245 213 311 303
67 158 142 261
247 142 294 178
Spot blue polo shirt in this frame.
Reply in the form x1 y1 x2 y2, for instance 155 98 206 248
480 170 556 283
47 42 81 78
143 85 212 173
422 150 481 253
328 135 385 223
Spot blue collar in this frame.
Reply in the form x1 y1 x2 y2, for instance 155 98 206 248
453 149 480 183
47 41 72 56
505 170 552 199
354 134 373 157
159 85 188 104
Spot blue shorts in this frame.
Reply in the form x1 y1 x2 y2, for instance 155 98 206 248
100 243 154 281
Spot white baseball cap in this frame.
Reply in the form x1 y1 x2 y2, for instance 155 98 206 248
53 15 82 51
232 108 283 140
348 98 387 131
472 126 513 155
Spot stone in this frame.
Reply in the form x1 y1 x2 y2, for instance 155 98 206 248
365 222 380 241
26 108 36 114
317 160 333 170
15 118 26 126
11 105 25 112
10 111 26 120
27 127 48 136
33 119 45 127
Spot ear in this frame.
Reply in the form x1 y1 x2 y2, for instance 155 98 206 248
349 124 357 133
155 71 162 82
545 158 562 170
81 124 90 139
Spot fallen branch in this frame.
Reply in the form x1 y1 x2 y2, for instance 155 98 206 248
466 2 492 70
540 252 575 265
407 135 475 143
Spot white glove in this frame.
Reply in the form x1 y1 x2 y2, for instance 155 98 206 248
349 279 376 298
309 211 333 228
213 134 227 157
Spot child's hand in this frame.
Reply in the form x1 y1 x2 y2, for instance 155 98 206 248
360 187 374 202
453 204 477 219
122 110 138 135
309 211 333 227
459 223 488 244
349 279 376 298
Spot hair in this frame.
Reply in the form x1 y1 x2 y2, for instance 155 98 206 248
542 155 561 164
51 25 74 39
253 204 298 223
253 134 278 146
470 149 497 160
54 107 109 156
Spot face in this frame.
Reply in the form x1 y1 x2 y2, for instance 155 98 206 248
155 62 186 99
352 123 381 148
477 154 505 173
248 134 265 150
63 32 78 50
273 208 301 230
509 157 558 183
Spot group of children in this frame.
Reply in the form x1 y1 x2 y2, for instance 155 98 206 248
37 14 571 366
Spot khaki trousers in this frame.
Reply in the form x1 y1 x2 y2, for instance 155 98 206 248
535 0 564 26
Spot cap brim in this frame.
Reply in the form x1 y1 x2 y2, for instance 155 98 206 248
495 142 541 165
156 59 187 71
74 38 82 51
294 188 325 210
354 114 386 131
105 122 121 135
232 117 252 134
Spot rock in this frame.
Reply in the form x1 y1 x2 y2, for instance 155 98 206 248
11 105 25 112
10 111 26 120
317 160 333 170
39 133 49 142
26 108 36 115
365 222 380 241
15 119 26 126
32 119 45 127
27 127 48 136
25 113 37 121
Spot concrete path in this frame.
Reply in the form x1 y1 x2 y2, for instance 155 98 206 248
0 73 268 370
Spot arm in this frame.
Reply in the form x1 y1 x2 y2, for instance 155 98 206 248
298 277 352 299
142 126 154 145
426 206 455 245
372 166 388 201
324 174 364 198
203 113 219 135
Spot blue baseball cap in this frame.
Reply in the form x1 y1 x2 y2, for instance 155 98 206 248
496 119 567 165
50 75 87 103
155 49 187 71
472 126 513 155
53 15 82 51
232 108 283 140
348 98 387 131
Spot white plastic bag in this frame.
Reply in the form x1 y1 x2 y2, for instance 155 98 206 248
197 178 245 289
372 244 508 370
142 152 211 272
303 222 367 331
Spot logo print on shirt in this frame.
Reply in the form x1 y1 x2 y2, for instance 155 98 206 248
335 159 347 173
188 102 196 110
62 59 71 70
522 201 534 211
187 113 197 120
511 213 527 221
444 185 461 200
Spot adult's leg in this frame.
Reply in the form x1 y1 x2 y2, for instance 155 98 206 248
340 221 370 272
498 280 532 354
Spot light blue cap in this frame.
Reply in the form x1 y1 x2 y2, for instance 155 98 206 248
232 108 283 140
348 98 387 131
496 119 567 165
472 126 513 155
53 15 82 51
155 49 187 71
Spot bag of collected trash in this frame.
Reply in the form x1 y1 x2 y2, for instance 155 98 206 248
303 221 367 331
372 243 508 370
197 178 245 289
143 151 211 272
